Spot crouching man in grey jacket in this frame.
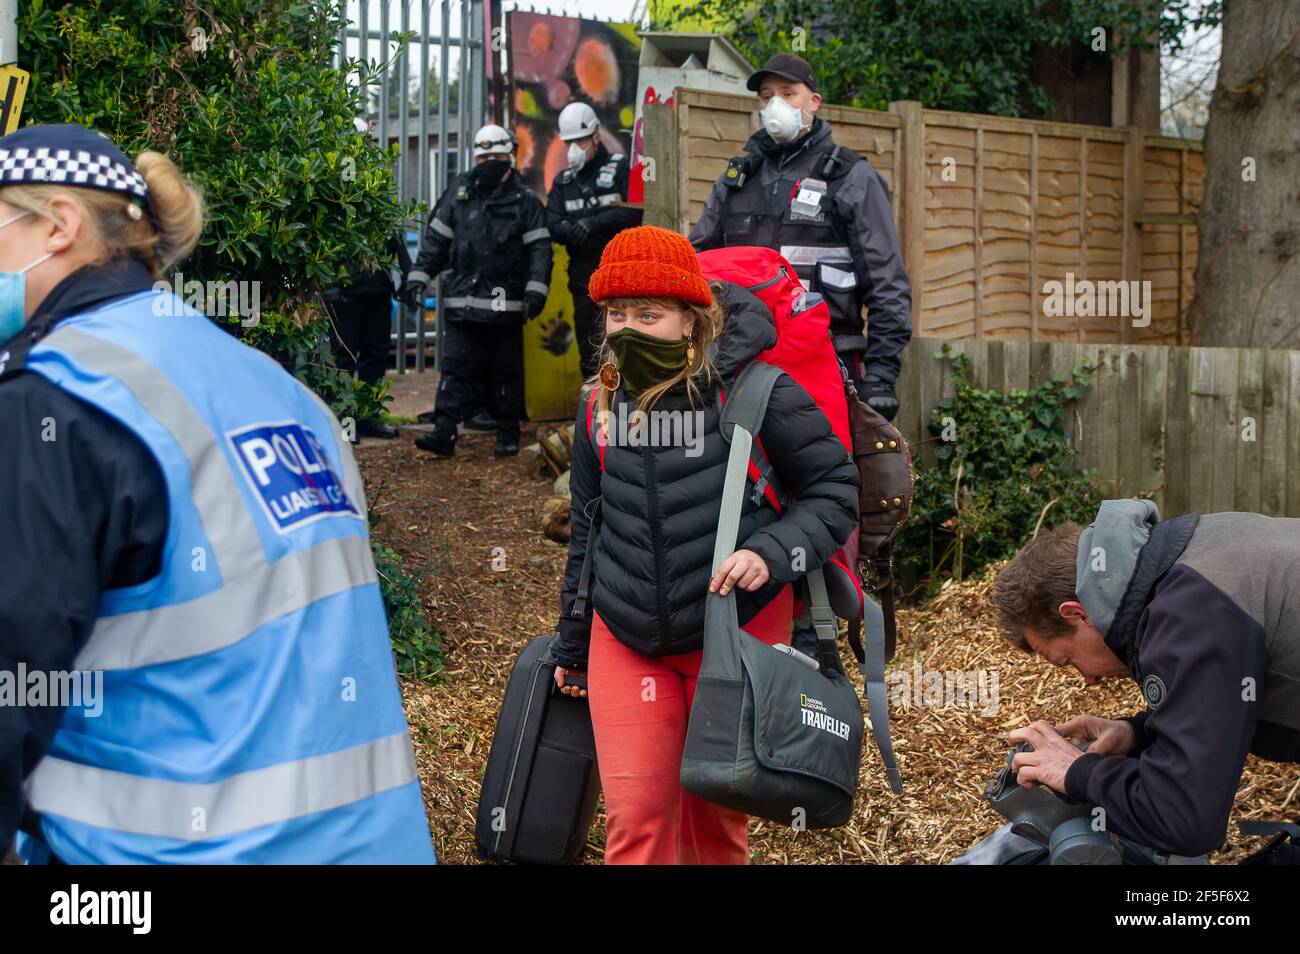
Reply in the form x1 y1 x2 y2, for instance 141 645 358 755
957 500 1299 864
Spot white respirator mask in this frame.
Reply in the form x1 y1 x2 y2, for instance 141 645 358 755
760 95 807 144
567 141 589 172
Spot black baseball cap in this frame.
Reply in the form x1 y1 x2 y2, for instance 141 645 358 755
746 53 819 94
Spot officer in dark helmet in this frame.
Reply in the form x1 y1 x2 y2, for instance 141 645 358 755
546 101 642 377
403 123 552 457
689 53 911 420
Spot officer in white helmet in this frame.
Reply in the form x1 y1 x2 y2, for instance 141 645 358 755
404 123 552 457
546 102 642 378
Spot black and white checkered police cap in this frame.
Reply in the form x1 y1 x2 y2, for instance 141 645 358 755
0 124 155 221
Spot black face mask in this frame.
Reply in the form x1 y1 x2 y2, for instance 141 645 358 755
474 158 510 190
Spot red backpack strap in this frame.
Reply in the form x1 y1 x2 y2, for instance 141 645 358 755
585 388 605 471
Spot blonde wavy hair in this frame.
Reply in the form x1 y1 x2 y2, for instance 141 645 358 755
0 151 204 278
585 281 729 427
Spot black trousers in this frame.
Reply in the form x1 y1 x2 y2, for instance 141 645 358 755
568 262 602 380
434 320 524 441
329 284 392 387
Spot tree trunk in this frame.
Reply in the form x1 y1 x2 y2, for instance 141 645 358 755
1189 0 1300 348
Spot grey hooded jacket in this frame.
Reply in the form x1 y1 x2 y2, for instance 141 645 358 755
1066 501 1300 855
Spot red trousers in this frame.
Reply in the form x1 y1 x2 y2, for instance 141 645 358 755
587 585 794 865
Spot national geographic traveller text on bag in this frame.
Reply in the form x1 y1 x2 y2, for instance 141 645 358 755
679 362 868 828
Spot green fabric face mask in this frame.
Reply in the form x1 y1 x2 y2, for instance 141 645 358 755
605 327 690 397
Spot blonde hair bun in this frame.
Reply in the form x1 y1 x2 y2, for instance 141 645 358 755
135 151 204 270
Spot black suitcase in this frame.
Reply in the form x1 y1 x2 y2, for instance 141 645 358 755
475 635 601 864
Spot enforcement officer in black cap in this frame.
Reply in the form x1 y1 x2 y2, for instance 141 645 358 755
689 53 912 420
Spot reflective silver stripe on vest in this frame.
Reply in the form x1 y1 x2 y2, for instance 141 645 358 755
43 327 263 576
525 280 549 297
39 323 377 672
77 534 378 671
522 227 550 244
563 193 619 213
819 262 858 289
443 295 523 312
430 217 454 239
779 244 852 267
25 732 418 841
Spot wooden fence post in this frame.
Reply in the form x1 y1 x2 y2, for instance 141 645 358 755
676 100 691 235
889 100 925 331
1122 125 1144 345
641 102 678 231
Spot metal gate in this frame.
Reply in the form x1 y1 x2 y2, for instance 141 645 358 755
335 0 488 373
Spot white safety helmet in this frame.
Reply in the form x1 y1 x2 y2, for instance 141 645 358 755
557 102 600 142
472 123 516 159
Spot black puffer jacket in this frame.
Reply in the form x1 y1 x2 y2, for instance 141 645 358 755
551 281 859 667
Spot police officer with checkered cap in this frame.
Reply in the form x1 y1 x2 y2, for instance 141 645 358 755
0 124 435 864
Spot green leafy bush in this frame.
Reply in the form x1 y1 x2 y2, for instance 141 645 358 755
670 0 1221 118
371 541 445 685
895 344 1103 598
18 0 418 416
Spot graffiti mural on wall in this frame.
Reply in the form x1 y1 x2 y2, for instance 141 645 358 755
508 12 641 195
507 12 642 420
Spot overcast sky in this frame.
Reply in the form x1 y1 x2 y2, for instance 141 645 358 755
501 0 642 22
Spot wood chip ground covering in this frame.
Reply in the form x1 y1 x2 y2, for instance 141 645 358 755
358 432 1299 865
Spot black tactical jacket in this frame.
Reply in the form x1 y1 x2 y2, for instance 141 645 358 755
690 118 911 382
410 167 552 325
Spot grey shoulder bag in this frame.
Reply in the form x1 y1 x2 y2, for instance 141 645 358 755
679 361 866 829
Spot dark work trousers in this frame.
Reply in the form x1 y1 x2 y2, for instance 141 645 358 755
434 320 525 442
568 264 602 380
330 282 393 389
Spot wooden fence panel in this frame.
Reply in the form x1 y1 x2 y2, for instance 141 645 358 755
896 337 1300 518
654 90 1209 346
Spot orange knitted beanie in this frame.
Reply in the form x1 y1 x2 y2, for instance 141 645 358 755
586 225 712 306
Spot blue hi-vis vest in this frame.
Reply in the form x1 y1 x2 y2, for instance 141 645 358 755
17 289 436 864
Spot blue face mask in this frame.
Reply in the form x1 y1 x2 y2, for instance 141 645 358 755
0 212 54 343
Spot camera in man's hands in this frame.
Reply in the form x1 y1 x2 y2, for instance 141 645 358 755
984 741 1122 864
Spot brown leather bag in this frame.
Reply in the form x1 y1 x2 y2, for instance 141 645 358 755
842 372 913 663
847 380 912 555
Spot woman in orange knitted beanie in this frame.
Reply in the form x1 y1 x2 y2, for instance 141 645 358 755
549 225 859 864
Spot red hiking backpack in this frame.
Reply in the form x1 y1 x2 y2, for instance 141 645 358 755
694 246 865 624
